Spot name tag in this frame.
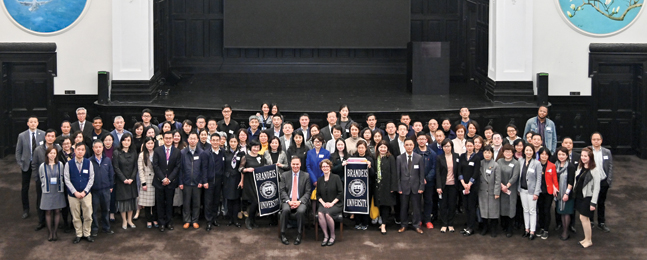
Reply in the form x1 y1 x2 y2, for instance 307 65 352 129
193 156 200 160
256 157 262 163
50 177 57 185
236 157 240 161
486 169 492 174
229 130 234 134
39 141 44 145
468 162 474 166
222 157 225 161
456 159 459 163
345 129 349 133
508 163 514 168
528 169 535 173
546 127 552 131
318 154 324 158
547 169 552 172
82 169 89 174
93 136 97 140
414 165 419 169
603 156 608 160
574 161 578 164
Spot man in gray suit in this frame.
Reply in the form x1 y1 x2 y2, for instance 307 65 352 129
279 156 311 245
15 116 45 220
31 129 62 230
590 132 613 232
397 138 425 234
71 107 93 141
279 122 294 153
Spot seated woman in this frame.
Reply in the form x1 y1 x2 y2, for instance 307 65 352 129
316 159 343 246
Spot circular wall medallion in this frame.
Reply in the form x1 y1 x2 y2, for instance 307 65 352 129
556 0 644 36
2 0 89 35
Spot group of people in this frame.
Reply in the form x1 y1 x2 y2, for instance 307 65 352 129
15 104 613 249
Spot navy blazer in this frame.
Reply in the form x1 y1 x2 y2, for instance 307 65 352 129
152 145 182 189
200 146 225 184
179 146 204 186
413 147 437 186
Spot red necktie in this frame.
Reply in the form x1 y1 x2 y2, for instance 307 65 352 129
291 173 298 201
165 147 170 160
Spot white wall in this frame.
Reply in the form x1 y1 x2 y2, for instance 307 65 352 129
533 1 647 96
0 0 111 95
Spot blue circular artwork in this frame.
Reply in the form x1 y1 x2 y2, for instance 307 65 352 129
558 0 644 35
3 0 88 34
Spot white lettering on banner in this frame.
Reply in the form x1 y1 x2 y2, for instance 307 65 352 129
254 169 277 181
259 199 279 209
346 199 368 207
346 169 369 178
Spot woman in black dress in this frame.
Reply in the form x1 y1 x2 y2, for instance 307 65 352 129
573 147 604 248
112 133 139 230
373 140 398 235
351 140 375 230
224 137 245 227
239 140 266 229
132 122 145 154
316 159 343 246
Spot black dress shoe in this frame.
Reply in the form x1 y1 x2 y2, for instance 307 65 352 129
85 236 94 242
167 224 174 230
529 233 536 240
22 211 30 219
327 239 335 246
212 220 220 227
294 234 302 245
159 226 165 232
280 234 290 245
73 237 82 244
522 231 530 238
245 218 253 230
554 224 562 231
506 232 513 238
206 224 212 231
102 229 114 234
598 223 610 232
560 234 570 241
91 231 98 237
35 223 45 231
321 238 329 246
233 222 241 228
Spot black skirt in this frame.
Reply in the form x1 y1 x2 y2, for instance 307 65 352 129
575 197 593 219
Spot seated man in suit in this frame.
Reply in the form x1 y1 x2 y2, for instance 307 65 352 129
279 156 311 245
397 138 425 234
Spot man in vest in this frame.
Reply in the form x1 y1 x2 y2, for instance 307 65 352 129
63 142 95 244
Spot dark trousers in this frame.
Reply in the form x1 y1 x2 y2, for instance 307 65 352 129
227 199 241 223
596 183 609 224
91 188 111 232
21 169 32 210
143 206 157 223
463 190 479 230
393 193 401 222
355 214 370 226
182 186 202 223
110 189 117 214
400 192 421 228
35 179 45 225
423 182 437 223
204 176 223 223
439 185 458 227
281 203 306 233
379 206 390 220
248 199 258 224
156 187 175 226
537 193 553 231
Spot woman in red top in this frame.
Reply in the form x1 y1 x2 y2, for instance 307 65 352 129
537 147 558 240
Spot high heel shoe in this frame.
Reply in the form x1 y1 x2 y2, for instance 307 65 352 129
321 238 329 247
122 224 128 230
440 226 447 233
448 226 455 233
128 223 136 228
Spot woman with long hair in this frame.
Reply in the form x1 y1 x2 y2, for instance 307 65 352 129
287 130 308 172
138 137 158 228
374 140 398 234
573 147 604 248
517 144 543 240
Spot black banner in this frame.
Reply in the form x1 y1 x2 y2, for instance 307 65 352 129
254 165 280 216
344 159 370 214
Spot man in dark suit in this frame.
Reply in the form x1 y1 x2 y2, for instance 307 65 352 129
390 123 409 156
201 134 225 231
15 116 45 220
279 156 311 245
152 131 182 232
430 130 446 155
396 138 425 234
31 129 61 230
320 111 337 143
297 113 310 141
266 114 284 139
71 107 93 141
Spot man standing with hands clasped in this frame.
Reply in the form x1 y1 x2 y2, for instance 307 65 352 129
153 131 182 232
179 132 204 230
64 143 94 243
397 138 425 234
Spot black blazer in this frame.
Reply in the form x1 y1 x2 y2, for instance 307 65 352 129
436 152 460 190
390 139 404 156
458 152 481 191
152 145 182 189
71 121 93 140
320 125 334 143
